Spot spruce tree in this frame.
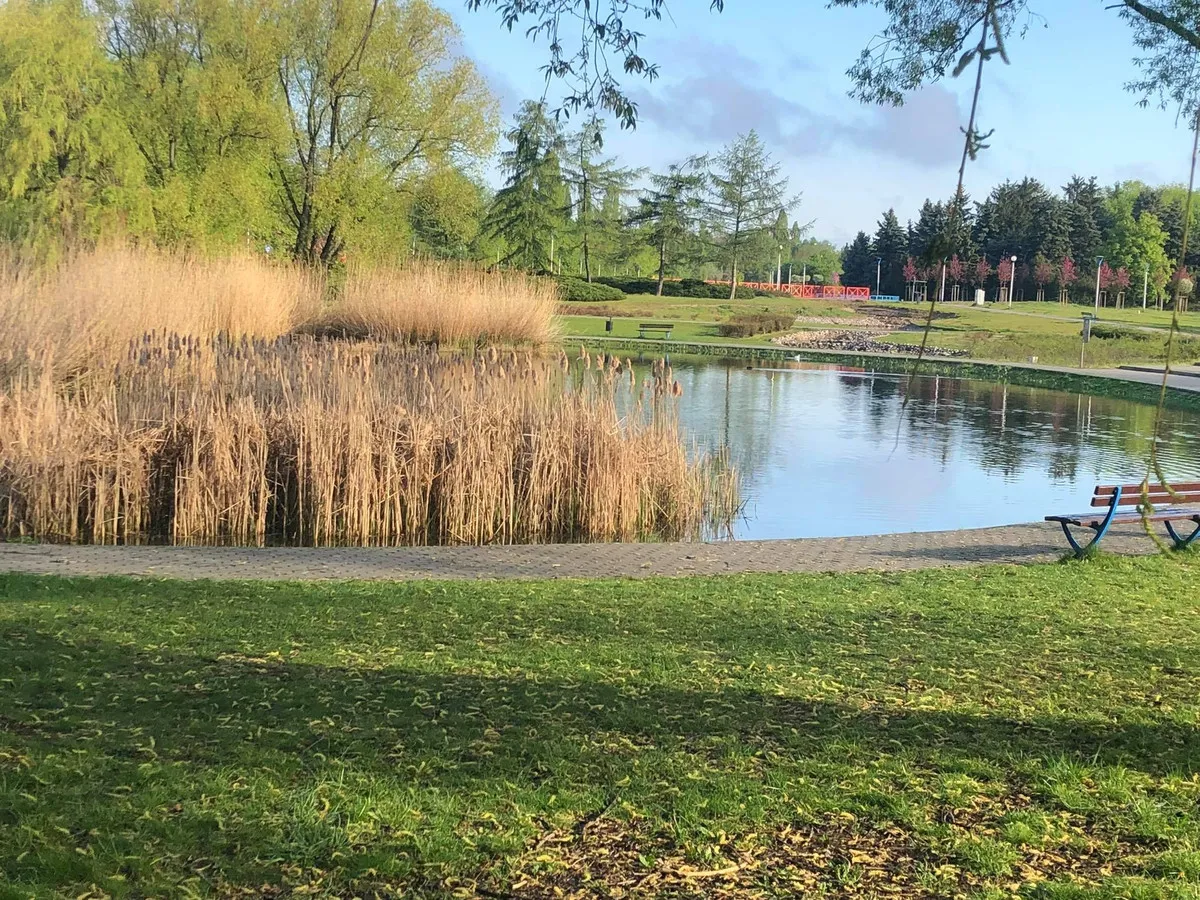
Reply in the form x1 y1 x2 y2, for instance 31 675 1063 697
841 232 875 288
871 209 907 296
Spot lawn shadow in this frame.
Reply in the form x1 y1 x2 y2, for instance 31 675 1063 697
5 625 1197 784
5 622 1200 891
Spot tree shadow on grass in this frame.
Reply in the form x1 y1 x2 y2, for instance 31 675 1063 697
3 624 1199 893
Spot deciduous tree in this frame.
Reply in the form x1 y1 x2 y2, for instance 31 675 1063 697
0 0 148 246
273 0 496 264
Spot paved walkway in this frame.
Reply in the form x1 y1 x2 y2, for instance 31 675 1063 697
0 522 1168 581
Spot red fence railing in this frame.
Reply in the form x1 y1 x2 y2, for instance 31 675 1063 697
711 282 871 300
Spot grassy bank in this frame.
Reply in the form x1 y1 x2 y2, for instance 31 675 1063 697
560 297 1200 368
3 556 1200 897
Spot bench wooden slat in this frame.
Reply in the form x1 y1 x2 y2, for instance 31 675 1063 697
1095 481 1200 495
1090 494 1200 507
1090 486 1200 507
1048 509 1200 528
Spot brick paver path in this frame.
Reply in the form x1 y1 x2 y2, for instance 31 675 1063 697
0 522 1168 581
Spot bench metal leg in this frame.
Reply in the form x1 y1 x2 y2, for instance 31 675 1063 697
1165 519 1200 550
1060 486 1122 558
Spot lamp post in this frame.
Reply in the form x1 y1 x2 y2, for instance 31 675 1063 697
876 257 882 296
776 246 783 288
1009 255 1017 306
801 263 807 286
1143 264 1149 311
1094 256 1104 310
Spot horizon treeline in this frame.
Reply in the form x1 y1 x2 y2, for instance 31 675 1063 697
843 178 1199 305
2 0 1195 307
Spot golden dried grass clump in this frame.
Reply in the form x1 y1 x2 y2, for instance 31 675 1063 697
0 247 320 379
0 338 737 546
309 262 561 345
0 248 560 380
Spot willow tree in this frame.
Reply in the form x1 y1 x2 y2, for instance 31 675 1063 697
96 0 284 246
273 0 496 264
0 0 147 247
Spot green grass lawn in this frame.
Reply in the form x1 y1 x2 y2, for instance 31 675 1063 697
560 294 1200 367
5 557 1200 897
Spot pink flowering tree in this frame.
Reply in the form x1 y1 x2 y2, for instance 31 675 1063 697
1058 256 1077 304
1175 266 1195 312
1114 266 1131 306
1034 257 1054 302
974 258 992 287
947 254 965 301
902 257 918 300
1096 261 1115 306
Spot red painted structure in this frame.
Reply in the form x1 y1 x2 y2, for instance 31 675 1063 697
712 281 871 300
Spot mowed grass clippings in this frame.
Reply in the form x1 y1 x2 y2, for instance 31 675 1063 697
2 557 1200 898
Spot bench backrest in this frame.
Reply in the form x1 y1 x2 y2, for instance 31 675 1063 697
639 323 672 328
1092 482 1200 508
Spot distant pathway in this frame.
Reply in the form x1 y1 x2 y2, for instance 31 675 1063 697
0 523 1166 582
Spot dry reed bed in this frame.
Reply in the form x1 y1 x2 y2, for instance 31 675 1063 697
0 248 559 381
0 338 737 545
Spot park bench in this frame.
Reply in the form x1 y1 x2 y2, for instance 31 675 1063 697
1047 482 1200 557
638 322 674 340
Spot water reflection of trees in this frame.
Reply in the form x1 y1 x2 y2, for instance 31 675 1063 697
835 372 1198 482
619 355 1200 497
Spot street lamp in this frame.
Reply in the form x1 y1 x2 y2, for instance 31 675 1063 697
1094 256 1104 310
1009 255 1017 306
876 257 882 296
1143 264 1149 311
776 245 783 288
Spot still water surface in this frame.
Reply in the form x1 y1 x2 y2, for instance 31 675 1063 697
660 358 1200 539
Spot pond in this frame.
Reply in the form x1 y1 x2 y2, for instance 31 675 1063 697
659 357 1200 540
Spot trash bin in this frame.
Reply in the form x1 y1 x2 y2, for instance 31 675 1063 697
605 317 613 333
974 288 985 306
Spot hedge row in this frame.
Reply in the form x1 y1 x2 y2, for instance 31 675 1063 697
553 277 625 302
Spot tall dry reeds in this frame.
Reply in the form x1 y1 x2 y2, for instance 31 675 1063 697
310 262 561 345
0 248 560 381
0 338 737 545
0 247 320 380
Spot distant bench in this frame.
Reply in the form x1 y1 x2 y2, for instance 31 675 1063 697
1047 482 1200 557
638 322 674 340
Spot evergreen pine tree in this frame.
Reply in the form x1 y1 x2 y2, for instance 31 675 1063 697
872 209 907 296
841 231 875 288
484 101 566 271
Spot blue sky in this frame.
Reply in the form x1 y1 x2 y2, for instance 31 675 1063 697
448 0 1197 246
